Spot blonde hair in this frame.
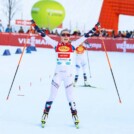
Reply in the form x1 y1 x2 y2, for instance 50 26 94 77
60 29 70 35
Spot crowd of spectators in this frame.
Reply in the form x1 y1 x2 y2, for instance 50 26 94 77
0 23 134 38
92 29 134 38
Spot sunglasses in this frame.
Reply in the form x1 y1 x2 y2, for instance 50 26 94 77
61 33 70 37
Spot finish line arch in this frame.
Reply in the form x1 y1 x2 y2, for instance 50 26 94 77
99 0 134 33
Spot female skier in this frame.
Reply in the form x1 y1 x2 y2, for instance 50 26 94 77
74 43 91 87
31 20 100 128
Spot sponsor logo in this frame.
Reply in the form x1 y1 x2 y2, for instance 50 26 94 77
32 7 40 13
47 9 63 16
18 37 47 45
77 46 84 51
58 46 70 52
16 20 31 26
76 46 84 54
90 43 102 49
58 53 70 58
116 41 134 52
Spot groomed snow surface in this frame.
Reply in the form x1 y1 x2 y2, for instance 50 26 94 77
0 46 134 134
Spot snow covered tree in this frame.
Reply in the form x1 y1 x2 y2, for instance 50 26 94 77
0 0 22 26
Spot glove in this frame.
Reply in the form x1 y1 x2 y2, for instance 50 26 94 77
31 20 46 37
84 22 101 38
95 22 101 29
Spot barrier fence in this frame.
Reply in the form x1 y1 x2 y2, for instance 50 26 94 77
0 32 134 53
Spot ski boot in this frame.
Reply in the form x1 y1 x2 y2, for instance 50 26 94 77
84 80 92 87
72 114 80 129
73 81 77 87
69 102 80 128
84 80 90 87
83 73 91 87
41 101 53 128
41 112 48 128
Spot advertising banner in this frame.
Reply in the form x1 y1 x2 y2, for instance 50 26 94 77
0 33 134 53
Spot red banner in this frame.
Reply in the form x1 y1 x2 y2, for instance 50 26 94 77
15 20 31 26
0 33 134 53
86 37 134 53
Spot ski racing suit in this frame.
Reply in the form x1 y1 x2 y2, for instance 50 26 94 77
44 35 87 103
74 43 90 85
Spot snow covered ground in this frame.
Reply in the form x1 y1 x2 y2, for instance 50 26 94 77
0 45 134 134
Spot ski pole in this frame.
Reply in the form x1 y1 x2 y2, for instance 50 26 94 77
6 33 30 100
83 22 101 78
100 32 122 103
85 42 92 78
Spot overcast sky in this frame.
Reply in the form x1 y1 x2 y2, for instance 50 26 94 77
0 0 134 32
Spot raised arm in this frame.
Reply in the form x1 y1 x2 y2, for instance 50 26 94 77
72 22 100 48
31 20 58 48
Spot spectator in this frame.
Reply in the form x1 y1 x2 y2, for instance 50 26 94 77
72 30 81 36
54 29 59 35
126 30 132 38
130 31 134 38
18 26 24 33
115 31 123 38
122 31 126 37
5 24 12 33
111 30 115 38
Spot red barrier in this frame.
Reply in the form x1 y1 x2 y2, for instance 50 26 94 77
87 37 134 53
0 33 134 53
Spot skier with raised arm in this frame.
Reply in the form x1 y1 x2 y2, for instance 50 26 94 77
31 20 100 128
